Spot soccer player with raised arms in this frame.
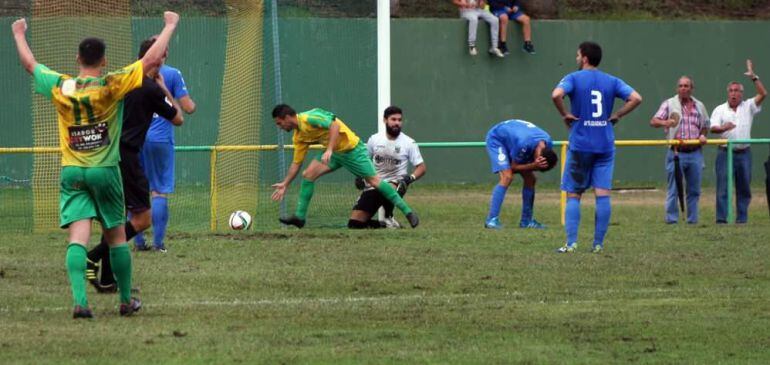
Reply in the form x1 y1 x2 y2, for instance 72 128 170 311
271 105 419 228
551 41 642 253
484 119 558 229
11 11 180 318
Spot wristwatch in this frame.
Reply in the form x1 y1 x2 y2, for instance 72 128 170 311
751 75 759 82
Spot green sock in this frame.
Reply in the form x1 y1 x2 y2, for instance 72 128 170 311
65 244 88 308
295 179 315 220
109 244 132 304
377 181 412 215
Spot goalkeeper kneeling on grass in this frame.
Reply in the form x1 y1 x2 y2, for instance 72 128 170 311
349 106 426 229
272 104 419 228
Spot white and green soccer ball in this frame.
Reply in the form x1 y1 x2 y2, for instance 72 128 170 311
228 210 252 230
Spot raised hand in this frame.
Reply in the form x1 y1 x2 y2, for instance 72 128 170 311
12 18 27 35
164 11 180 27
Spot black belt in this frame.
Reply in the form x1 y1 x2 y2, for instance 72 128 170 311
718 146 750 154
671 146 701 153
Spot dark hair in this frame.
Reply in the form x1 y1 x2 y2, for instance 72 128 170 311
383 105 402 119
272 104 296 118
78 37 106 67
578 41 602 67
137 38 156 59
541 148 558 172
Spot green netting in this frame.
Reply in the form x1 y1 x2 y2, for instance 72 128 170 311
0 0 378 233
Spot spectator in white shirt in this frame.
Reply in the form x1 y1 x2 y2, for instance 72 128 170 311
710 59 767 223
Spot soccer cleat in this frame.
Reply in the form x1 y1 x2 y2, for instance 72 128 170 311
522 42 536 55
383 217 402 229
406 212 419 228
484 217 503 229
519 219 546 229
95 282 117 294
489 47 504 58
86 259 100 288
556 243 577 253
279 215 306 228
119 297 142 317
153 246 168 254
72 306 93 319
469 45 478 56
134 244 151 252
591 244 603 254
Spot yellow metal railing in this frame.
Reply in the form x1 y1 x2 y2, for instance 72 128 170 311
5 138 769 231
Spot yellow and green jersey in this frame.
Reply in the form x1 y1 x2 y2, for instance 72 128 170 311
292 108 360 164
33 61 143 167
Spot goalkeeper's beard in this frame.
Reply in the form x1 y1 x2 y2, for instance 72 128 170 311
386 125 401 138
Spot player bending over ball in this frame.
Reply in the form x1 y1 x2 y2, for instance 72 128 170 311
271 104 419 228
349 106 426 229
11 11 180 318
484 119 558 229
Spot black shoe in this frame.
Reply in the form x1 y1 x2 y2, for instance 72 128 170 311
406 212 419 228
279 215 306 228
522 42 536 55
73 305 93 319
120 297 142 317
134 244 151 252
499 42 509 55
86 259 100 288
95 282 117 294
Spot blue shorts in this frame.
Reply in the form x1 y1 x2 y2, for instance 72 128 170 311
485 133 512 174
141 141 175 194
492 3 524 20
561 150 615 193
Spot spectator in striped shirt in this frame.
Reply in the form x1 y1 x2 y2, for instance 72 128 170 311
650 76 709 224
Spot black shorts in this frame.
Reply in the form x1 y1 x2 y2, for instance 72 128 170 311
352 187 405 216
119 150 150 213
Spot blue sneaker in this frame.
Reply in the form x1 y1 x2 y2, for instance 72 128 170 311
556 243 577 253
519 219 546 229
591 244 603 253
484 217 503 229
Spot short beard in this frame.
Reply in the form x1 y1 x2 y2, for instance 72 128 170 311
386 126 401 138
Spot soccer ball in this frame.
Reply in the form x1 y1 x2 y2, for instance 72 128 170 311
228 210 252 230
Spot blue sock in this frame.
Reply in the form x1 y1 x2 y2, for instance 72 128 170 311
521 187 535 223
565 197 580 245
594 196 611 247
487 185 508 220
134 231 146 247
152 196 169 249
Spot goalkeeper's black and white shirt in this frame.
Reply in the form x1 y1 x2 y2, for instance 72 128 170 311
365 132 423 189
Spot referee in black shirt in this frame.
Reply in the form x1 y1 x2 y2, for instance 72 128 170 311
87 38 183 292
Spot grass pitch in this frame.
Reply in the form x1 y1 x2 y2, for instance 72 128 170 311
1 186 769 364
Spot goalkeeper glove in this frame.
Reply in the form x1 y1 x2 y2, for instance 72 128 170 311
401 174 416 185
354 176 366 190
397 174 416 195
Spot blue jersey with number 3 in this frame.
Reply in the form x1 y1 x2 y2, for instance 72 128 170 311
557 69 634 153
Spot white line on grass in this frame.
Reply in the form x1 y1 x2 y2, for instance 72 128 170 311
0 287 710 314
0 292 496 314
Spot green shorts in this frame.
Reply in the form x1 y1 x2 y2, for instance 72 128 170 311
60 166 125 229
314 142 377 178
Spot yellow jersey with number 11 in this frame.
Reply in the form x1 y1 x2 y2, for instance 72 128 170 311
33 61 143 167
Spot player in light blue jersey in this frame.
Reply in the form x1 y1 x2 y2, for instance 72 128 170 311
551 41 642 253
484 119 558 229
135 57 196 252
